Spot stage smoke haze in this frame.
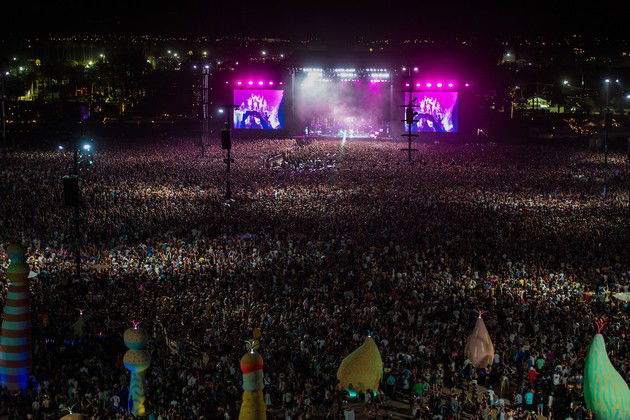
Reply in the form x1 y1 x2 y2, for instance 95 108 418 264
296 76 390 138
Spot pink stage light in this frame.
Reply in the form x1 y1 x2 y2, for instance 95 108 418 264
405 83 410 87
448 83 454 88
237 81 242 85
248 81 253 85
436 82 443 87
416 83 421 87
258 81 264 86
465 83 470 87
279 82 283 85
269 81 274 85
426 82 432 87
225 81 229 84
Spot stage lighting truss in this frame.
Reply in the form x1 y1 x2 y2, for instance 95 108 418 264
298 67 391 83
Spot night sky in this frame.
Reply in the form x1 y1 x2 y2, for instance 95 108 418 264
3 1 627 40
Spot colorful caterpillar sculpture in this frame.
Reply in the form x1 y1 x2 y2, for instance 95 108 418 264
123 323 150 417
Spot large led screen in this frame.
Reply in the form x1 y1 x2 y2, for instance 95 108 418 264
233 90 285 130
404 92 458 133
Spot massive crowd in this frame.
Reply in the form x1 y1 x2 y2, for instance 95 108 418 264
0 138 628 419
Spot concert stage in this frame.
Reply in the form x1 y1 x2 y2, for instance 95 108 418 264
214 60 472 141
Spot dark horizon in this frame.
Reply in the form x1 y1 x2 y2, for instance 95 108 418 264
3 1 629 41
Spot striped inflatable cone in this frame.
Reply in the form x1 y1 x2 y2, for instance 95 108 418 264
0 244 31 392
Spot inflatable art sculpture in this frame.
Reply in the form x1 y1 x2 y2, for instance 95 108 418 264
123 322 150 417
61 415 86 420
583 319 630 420
337 335 383 394
60 404 85 419
239 328 266 420
465 310 494 369
0 244 32 392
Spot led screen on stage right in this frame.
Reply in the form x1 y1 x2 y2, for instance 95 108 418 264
404 91 459 133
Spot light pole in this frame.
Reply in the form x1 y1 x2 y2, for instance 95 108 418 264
1 72 6 151
200 65 211 158
604 79 610 165
401 66 419 162
63 141 93 279
220 105 237 200
626 94 630 162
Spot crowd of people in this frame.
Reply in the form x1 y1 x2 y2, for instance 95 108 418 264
0 138 628 419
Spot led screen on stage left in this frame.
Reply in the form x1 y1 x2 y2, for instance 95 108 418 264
233 90 285 130
404 92 458 133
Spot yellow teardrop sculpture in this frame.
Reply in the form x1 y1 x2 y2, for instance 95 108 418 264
337 337 383 393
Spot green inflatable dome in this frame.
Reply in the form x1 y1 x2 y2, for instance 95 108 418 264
584 334 630 420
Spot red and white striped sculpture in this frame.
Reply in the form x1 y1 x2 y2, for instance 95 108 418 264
0 244 32 391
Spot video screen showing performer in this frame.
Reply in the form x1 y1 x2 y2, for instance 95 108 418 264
404 92 459 133
233 90 285 130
